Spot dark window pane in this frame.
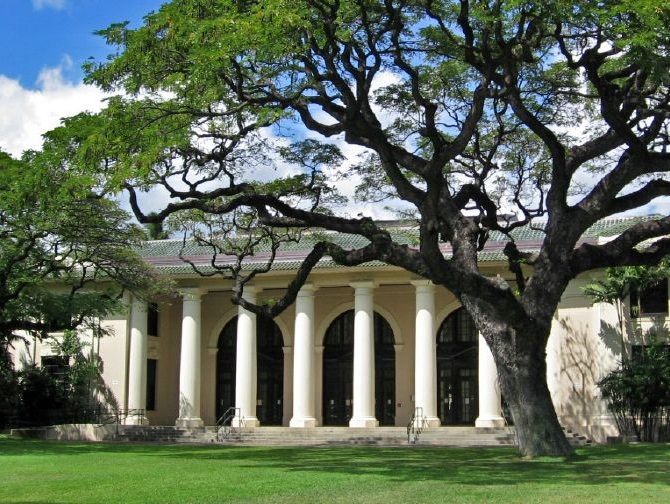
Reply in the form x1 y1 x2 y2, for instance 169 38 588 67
146 359 157 411
436 308 478 425
147 303 159 336
41 356 69 383
631 280 668 317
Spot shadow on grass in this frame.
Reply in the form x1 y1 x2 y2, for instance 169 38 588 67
1 438 669 488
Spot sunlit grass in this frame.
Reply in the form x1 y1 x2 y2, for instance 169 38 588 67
1 437 669 503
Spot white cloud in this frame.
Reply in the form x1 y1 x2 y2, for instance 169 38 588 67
0 59 107 157
32 0 67 10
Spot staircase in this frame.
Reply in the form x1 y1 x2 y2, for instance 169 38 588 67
562 427 592 447
12 423 590 447
111 425 520 447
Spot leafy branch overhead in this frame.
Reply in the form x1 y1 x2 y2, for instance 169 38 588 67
0 150 163 344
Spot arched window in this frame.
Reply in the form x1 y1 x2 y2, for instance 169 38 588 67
216 315 284 425
322 310 395 425
436 308 478 425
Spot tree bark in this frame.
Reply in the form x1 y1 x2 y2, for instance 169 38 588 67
494 331 574 457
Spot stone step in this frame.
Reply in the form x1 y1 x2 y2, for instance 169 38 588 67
111 425 520 447
562 428 592 447
18 423 587 448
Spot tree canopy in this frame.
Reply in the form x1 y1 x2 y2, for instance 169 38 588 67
46 0 670 456
0 148 161 350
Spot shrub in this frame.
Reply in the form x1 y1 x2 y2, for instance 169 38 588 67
599 342 670 442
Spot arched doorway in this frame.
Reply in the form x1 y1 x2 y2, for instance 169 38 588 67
375 314 396 425
216 315 284 425
436 307 478 425
216 318 236 421
322 310 396 425
256 315 284 425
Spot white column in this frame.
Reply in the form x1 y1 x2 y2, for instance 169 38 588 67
412 280 441 427
282 346 293 426
315 345 325 426
290 285 317 427
176 289 204 427
234 286 260 427
475 333 505 428
127 298 149 425
349 282 378 428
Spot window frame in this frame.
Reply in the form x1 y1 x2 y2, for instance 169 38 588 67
630 279 669 318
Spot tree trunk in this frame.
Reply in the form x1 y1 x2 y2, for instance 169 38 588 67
496 339 574 457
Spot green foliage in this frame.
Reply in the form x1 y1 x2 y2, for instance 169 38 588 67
16 363 67 426
584 261 670 306
584 262 670 360
0 351 19 429
0 149 164 346
11 330 107 427
599 337 670 442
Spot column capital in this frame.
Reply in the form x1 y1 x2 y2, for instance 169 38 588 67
297 283 318 296
130 297 148 312
349 280 376 290
179 287 205 301
411 279 435 292
239 284 261 296
237 285 260 305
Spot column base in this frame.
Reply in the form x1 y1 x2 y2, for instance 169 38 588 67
475 416 505 428
423 416 441 428
175 417 204 428
290 416 317 428
232 416 259 428
125 415 149 426
349 417 379 428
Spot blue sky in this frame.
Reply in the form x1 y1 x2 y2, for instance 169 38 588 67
0 0 390 219
0 0 165 157
1 0 164 87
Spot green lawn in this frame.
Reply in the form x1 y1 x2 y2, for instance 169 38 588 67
0 437 668 503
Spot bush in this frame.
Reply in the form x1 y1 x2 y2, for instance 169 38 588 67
599 343 670 442
17 363 68 426
0 354 19 429
2 331 105 428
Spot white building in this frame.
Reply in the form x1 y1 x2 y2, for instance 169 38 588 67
14 218 670 443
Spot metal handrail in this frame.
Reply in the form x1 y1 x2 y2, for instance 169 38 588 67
216 407 242 441
407 407 427 444
97 408 146 425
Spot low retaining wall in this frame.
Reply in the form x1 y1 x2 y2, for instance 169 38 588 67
11 424 118 441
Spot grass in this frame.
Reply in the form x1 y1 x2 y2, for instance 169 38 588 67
0 437 669 503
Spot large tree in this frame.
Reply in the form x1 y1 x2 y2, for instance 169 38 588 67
53 0 670 456
0 148 161 351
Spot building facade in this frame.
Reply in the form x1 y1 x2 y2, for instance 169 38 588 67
14 219 670 443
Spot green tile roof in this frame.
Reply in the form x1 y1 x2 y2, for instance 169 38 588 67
137 215 657 273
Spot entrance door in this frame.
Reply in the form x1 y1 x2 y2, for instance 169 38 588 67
374 314 395 426
323 311 354 425
216 319 236 421
256 315 284 425
215 315 284 425
436 308 478 425
322 310 396 426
